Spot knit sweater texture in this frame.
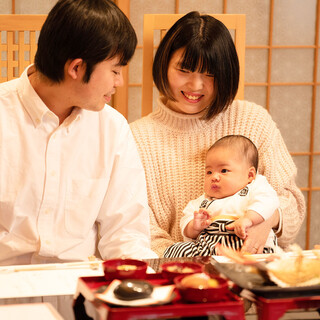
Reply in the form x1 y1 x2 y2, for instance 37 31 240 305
130 98 306 257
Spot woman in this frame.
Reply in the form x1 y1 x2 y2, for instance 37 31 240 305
130 11 305 257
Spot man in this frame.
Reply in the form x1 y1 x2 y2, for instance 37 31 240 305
0 0 157 266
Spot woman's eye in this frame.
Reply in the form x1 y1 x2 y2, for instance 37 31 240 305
178 68 189 73
113 71 120 75
206 74 214 78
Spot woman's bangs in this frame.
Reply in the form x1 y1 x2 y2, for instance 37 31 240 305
180 46 216 75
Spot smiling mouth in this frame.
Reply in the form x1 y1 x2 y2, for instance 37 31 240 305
182 91 203 101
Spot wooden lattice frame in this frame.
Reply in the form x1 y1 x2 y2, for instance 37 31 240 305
0 15 46 82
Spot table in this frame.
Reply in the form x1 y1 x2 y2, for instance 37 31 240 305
1 257 319 320
0 261 104 319
0 302 64 320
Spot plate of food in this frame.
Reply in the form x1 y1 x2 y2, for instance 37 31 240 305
211 244 320 299
95 278 175 306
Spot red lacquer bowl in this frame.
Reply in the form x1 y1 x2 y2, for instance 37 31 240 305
103 258 148 281
174 273 229 303
160 261 203 282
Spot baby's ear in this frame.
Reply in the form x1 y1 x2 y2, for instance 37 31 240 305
248 167 256 182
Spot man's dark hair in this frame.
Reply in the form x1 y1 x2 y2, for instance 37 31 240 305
35 0 137 83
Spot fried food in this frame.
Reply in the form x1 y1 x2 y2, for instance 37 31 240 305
266 244 320 287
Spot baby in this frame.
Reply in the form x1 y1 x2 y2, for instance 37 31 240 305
164 135 279 258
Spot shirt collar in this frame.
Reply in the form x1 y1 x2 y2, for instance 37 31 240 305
17 65 83 129
62 107 83 132
17 65 51 128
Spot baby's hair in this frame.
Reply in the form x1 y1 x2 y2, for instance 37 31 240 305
208 135 259 171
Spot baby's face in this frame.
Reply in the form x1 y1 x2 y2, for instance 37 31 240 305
204 146 255 199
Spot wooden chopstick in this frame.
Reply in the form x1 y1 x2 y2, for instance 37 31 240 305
0 260 103 272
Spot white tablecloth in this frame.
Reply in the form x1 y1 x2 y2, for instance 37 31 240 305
0 262 104 320
0 302 64 320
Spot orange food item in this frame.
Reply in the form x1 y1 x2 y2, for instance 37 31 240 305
180 273 219 289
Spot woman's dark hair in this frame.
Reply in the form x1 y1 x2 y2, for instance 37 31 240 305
209 135 259 171
35 0 137 83
153 11 239 120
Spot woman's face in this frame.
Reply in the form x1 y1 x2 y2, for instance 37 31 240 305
166 48 215 115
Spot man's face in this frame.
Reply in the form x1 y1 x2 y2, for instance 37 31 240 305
74 56 123 112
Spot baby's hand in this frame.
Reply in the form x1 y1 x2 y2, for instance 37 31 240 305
226 217 253 240
193 209 212 232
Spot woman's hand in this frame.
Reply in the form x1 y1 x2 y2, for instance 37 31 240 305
241 221 270 253
241 210 280 254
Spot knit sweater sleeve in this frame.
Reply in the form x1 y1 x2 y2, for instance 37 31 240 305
257 119 305 248
231 101 305 249
130 117 179 256
148 205 177 256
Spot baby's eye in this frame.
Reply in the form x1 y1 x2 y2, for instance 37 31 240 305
221 169 228 173
206 170 212 175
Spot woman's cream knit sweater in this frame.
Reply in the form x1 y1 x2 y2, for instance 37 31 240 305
130 98 305 257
